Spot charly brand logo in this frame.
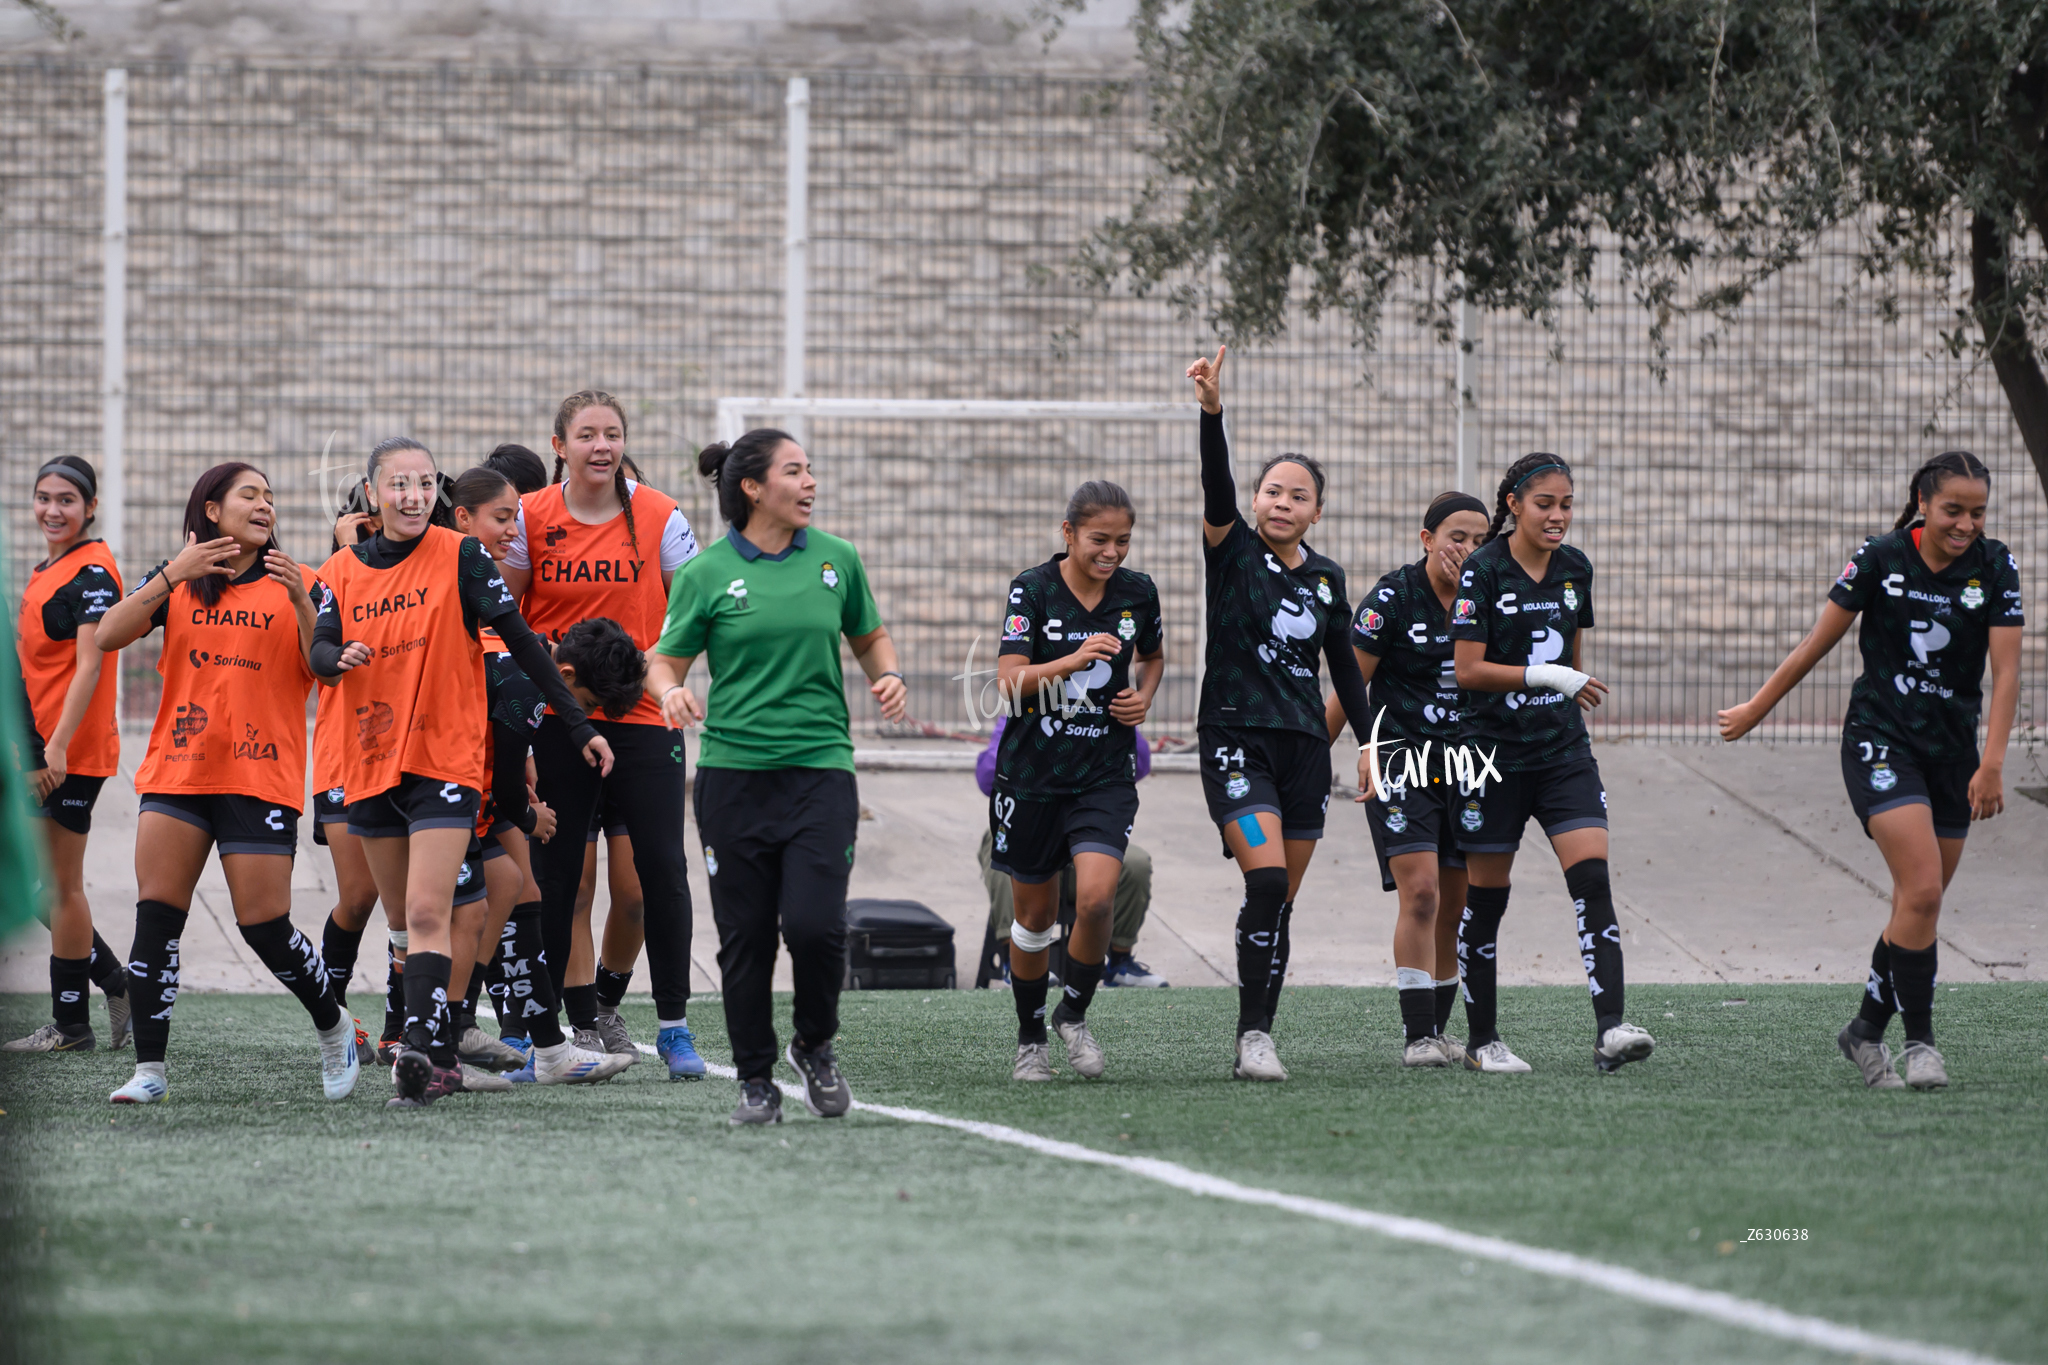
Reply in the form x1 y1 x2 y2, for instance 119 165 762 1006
726 578 749 608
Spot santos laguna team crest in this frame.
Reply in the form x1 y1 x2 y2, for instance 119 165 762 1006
1460 800 1484 832
821 562 839 589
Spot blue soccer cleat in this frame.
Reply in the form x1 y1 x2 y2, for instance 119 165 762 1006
657 1023 706 1081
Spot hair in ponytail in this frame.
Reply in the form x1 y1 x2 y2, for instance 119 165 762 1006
1893 451 1990 530
552 389 638 555
1257 452 1326 507
1483 453 1573 544
1064 480 1135 527
698 428 795 533
450 465 513 515
484 443 548 496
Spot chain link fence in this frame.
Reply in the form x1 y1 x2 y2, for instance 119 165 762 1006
3 60 2041 746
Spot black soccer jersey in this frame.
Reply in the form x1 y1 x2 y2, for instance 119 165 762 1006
995 556 1163 795
1448 537 1596 772
485 644 549 734
1827 528 2024 761
1200 516 1355 736
1354 559 1462 748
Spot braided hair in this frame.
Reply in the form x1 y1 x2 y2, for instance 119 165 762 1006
551 389 638 555
1893 451 1991 530
1483 453 1574 545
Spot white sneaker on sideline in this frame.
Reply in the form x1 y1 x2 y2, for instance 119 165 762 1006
1465 1039 1532 1074
1232 1030 1288 1082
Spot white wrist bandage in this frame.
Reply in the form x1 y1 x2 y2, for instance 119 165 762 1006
1523 663 1591 698
388 930 409 951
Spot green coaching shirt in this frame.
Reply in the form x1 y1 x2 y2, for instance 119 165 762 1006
656 526 884 772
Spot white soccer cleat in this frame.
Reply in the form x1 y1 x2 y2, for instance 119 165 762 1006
1436 1036 1467 1066
1836 1025 1905 1089
316 1016 361 1101
1054 1017 1106 1079
1898 1041 1948 1091
1594 1022 1655 1073
110 1065 168 1104
1464 1039 1532 1074
458 1062 514 1093
1012 1042 1055 1082
1402 1037 1450 1068
1232 1029 1288 1082
533 1040 633 1085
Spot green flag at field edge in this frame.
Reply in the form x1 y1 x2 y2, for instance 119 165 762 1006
0 526 48 941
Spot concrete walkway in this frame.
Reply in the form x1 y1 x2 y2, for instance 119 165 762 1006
3 739 2042 1001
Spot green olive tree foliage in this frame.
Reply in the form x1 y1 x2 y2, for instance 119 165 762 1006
1061 0 2048 497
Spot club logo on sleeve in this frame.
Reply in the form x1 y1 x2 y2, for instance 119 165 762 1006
1383 805 1407 834
1960 580 1984 609
1562 582 1579 612
1225 772 1250 800
821 562 839 589
1316 576 1333 605
1454 598 1476 622
1460 800 1484 832
1116 611 1136 640
1869 764 1898 793
1359 608 1384 636
1003 614 1030 640
1836 559 1858 586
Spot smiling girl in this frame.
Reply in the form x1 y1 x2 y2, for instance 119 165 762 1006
1719 452 2022 1091
991 481 1164 1082
5 457 129 1055
92 462 354 1103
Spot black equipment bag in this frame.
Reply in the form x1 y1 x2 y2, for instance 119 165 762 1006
844 898 956 991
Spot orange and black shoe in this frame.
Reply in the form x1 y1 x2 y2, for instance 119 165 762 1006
375 1034 403 1066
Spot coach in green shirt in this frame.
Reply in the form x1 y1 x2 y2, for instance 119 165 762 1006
647 427 906 1127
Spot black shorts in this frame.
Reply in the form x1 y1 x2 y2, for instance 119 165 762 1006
1453 751 1607 854
139 792 300 857
33 774 107 835
988 780 1140 884
1364 775 1469 893
1841 729 1974 841
453 839 489 906
347 774 484 839
584 786 629 843
311 785 348 847
1197 724 1331 843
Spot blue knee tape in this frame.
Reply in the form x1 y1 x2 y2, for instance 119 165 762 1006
1235 814 1268 848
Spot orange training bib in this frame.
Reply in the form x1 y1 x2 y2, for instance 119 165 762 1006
518 482 675 726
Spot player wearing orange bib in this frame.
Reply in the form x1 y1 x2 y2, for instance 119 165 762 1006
93 462 357 1105
314 438 615 1109
4 457 130 1055
500 390 704 1080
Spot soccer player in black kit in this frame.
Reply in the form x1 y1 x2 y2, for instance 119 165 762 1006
1186 346 1375 1082
1719 452 2022 1091
1329 491 1491 1067
1450 453 1656 1075
991 481 1164 1082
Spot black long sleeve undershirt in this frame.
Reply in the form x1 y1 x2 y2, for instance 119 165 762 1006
1322 623 1376 748
493 722 539 835
1200 408 1239 527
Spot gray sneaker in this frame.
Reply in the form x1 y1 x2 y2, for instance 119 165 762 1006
1402 1036 1450 1068
1898 1040 1949 1091
784 1040 852 1117
1436 1035 1466 1066
1012 1041 1055 1081
730 1077 784 1126
3 1023 94 1053
1837 1025 1906 1089
590 1010 640 1061
1054 1016 1105 1079
457 1062 513 1093
105 992 132 1050
457 1026 528 1073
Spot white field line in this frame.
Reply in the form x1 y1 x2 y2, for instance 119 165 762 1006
641 1045 2010 1365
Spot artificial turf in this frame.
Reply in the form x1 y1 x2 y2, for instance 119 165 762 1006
2 983 2043 1365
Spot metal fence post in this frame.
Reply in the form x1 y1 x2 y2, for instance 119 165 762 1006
1454 293 1478 496
783 76 810 447
101 68 127 559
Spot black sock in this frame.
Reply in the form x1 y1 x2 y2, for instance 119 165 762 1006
484 949 510 1032
1013 971 1051 1045
1233 866 1291 1036
1889 942 1938 1046
239 918 342 1032
594 964 633 1011
461 966 486 1019
1262 899 1295 1024
50 955 91 1032
1850 936 1896 1041
382 945 405 1042
402 951 455 1065
127 900 189 1065
87 932 126 997
1565 859 1625 1037
563 983 600 1032
508 904 566 1048
321 915 364 1012
1433 978 1459 1035
1052 956 1104 1024
1458 884 1511 1047
1397 972 1436 1043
